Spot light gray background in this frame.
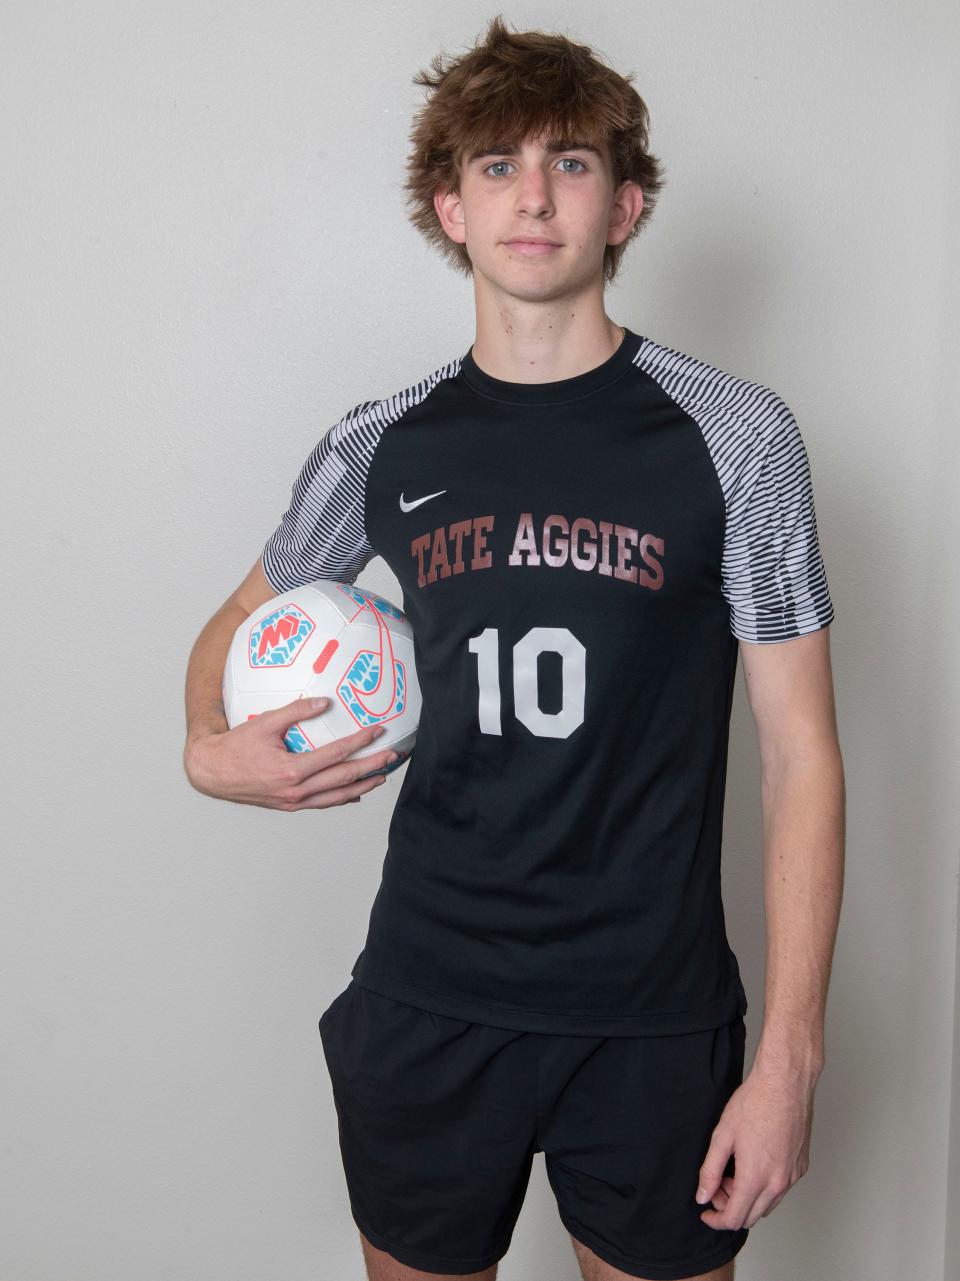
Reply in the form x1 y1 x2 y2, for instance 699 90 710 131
3 3 958 1279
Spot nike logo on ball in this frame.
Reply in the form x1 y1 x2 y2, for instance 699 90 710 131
400 489 446 512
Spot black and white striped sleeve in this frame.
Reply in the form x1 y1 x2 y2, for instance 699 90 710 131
261 399 382 593
633 337 836 646
722 401 835 644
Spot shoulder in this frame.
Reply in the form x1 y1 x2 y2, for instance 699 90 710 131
331 349 466 444
633 333 801 459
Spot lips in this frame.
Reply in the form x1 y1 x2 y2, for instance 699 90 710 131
504 239 562 255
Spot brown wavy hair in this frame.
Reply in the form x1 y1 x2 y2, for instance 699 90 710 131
403 14 666 285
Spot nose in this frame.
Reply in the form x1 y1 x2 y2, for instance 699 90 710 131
513 167 555 219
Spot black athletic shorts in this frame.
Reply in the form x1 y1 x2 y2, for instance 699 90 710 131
318 981 749 1279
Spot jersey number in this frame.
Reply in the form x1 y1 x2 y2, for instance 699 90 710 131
468 626 585 739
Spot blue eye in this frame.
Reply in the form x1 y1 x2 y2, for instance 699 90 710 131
483 158 587 177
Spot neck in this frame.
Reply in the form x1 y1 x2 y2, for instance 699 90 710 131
469 296 625 386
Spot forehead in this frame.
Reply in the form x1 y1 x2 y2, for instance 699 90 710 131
464 134 610 164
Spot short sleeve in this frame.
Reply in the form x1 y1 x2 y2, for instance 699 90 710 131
722 404 835 643
261 400 380 593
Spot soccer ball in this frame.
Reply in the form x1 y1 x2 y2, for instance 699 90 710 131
222 579 419 777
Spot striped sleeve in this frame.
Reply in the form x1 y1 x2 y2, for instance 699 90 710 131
261 399 382 593
722 401 835 643
633 335 836 645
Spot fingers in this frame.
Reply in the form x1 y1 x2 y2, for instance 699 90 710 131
760 1186 791 1218
267 693 331 731
289 719 391 782
699 1169 789 1231
706 1176 732 1211
700 1187 760 1231
695 1130 733 1209
258 695 405 805
300 726 391 783
285 744 401 808
294 752 399 808
696 1131 761 1229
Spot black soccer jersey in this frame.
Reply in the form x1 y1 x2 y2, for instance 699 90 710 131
261 327 835 1036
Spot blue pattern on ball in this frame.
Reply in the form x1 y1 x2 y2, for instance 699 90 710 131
249 604 314 667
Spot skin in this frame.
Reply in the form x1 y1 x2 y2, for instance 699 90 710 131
695 625 844 1234
360 1227 737 1280
435 131 644 384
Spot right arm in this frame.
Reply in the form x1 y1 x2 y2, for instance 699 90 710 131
184 553 291 751
182 554 398 809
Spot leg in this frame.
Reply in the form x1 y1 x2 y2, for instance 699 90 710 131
569 1232 734 1281
540 1020 749 1281
319 988 534 1279
360 1229 499 1280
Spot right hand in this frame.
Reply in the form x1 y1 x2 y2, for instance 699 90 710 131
183 695 403 810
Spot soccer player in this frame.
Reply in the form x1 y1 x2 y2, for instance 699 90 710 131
183 16 845 1281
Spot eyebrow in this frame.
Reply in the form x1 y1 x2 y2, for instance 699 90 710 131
468 140 603 162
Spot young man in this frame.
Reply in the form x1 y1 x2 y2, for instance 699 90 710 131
183 16 845 1281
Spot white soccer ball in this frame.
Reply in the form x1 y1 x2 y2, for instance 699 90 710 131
222 579 419 777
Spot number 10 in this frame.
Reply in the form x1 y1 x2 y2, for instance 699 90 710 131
468 626 585 739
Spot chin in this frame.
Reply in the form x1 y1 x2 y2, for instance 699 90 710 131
475 258 565 295
490 270 561 296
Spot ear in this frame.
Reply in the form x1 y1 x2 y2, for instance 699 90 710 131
607 179 645 247
434 186 467 246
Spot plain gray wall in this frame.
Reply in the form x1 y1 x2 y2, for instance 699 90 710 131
3 3 958 1279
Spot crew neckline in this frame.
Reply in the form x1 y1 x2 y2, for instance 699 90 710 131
459 326 643 405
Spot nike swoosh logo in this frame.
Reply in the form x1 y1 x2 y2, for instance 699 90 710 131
399 489 446 512
346 595 399 721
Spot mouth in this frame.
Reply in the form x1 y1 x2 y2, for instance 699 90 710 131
503 239 563 256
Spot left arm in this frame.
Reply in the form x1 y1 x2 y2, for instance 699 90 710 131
696 624 846 1230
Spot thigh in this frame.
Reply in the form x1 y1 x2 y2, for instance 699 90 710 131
359 1228 500 1279
319 982 539 1276
569 1230 736 1281
541 1017 749 1281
